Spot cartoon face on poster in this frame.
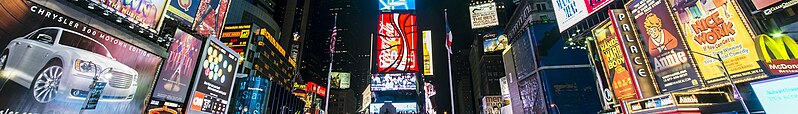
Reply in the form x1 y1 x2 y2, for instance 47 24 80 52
0 1 162 113
672 0 765 85
627 0 702 92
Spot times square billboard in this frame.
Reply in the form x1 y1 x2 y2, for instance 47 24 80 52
0 1 164 113
146 29 203 112
165 0 231 36
374 13 419 73
188 37 241 114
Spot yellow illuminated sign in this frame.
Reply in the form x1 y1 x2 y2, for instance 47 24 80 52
757 35 798 62
675 0 764 85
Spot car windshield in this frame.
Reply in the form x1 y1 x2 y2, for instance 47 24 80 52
58 31 113 58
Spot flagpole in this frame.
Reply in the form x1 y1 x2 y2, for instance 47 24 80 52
325 15 337 113
445 9 456 114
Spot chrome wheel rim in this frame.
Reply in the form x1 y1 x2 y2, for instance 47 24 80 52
32 66 62 103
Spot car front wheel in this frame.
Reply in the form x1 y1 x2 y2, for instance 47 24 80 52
32 62 62 103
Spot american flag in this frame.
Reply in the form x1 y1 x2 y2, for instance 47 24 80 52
445 12 453 54
330 26 337 55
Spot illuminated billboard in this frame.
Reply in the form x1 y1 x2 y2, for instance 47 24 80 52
376 13 418 73
627 0 702 92
370 102 418 113
378 0 416 10
193 0 231 37
371 73 418 91
552 0 614 31
592 21 638 101
757 35 798 76
608 9 658 98
220 24 252 56
482 96 503 114
167 0 201 26
0 2 163 113
148 29 203 111
92 0 167 29
422 30 434 76
331 72 351 89
673 0 766 86
188 37 241 114
483 34 508 53
751 74 798 114
470 2 500 29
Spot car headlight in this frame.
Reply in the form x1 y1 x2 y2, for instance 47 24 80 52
75 59 99 73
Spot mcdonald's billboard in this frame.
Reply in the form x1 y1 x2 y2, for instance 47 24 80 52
756 35 798 76
673 0 766 85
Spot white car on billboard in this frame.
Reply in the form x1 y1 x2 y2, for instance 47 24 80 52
1 27 139 103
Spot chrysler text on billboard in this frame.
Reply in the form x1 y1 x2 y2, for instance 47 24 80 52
0 1 163 113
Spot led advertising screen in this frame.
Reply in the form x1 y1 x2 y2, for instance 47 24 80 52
483 33 509 53
220 24 252 56
592 21 638 101
552 0 614 31
673 0 766 86
376 13 418 73
233 77 270 114
188 37 241 114
147 29 203 111
0 1 163 113
627 0 702 92
167 0 201 26
193 0 231 36
92 0 167 29
422 30 434 76
378 0 416 10
371 73 418 91
751 75 798 114
331 72 351 89
369 102 419 113
469 2 500 29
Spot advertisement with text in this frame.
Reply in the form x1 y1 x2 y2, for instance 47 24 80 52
552 0 614 31
92 0 167 29
0 1 163 113
627 0 703 93
371 73 418 91
188 37 240 114
147 29 203 113
376 13 418 73
673 0 766 86
592 21 638 101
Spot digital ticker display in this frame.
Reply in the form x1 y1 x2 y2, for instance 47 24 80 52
371 73 418 91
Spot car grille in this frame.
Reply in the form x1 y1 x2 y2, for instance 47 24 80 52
109 71 133 89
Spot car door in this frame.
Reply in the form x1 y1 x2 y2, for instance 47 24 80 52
16 28 59 78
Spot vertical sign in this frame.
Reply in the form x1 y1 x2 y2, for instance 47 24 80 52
627 0 702 92
376 13 418 73
423 30 434 76
189 37 241 114
673 0 765 86
592 21 638 101
609 9 658 97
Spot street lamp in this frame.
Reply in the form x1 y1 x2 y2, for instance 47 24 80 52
674 49 750 114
